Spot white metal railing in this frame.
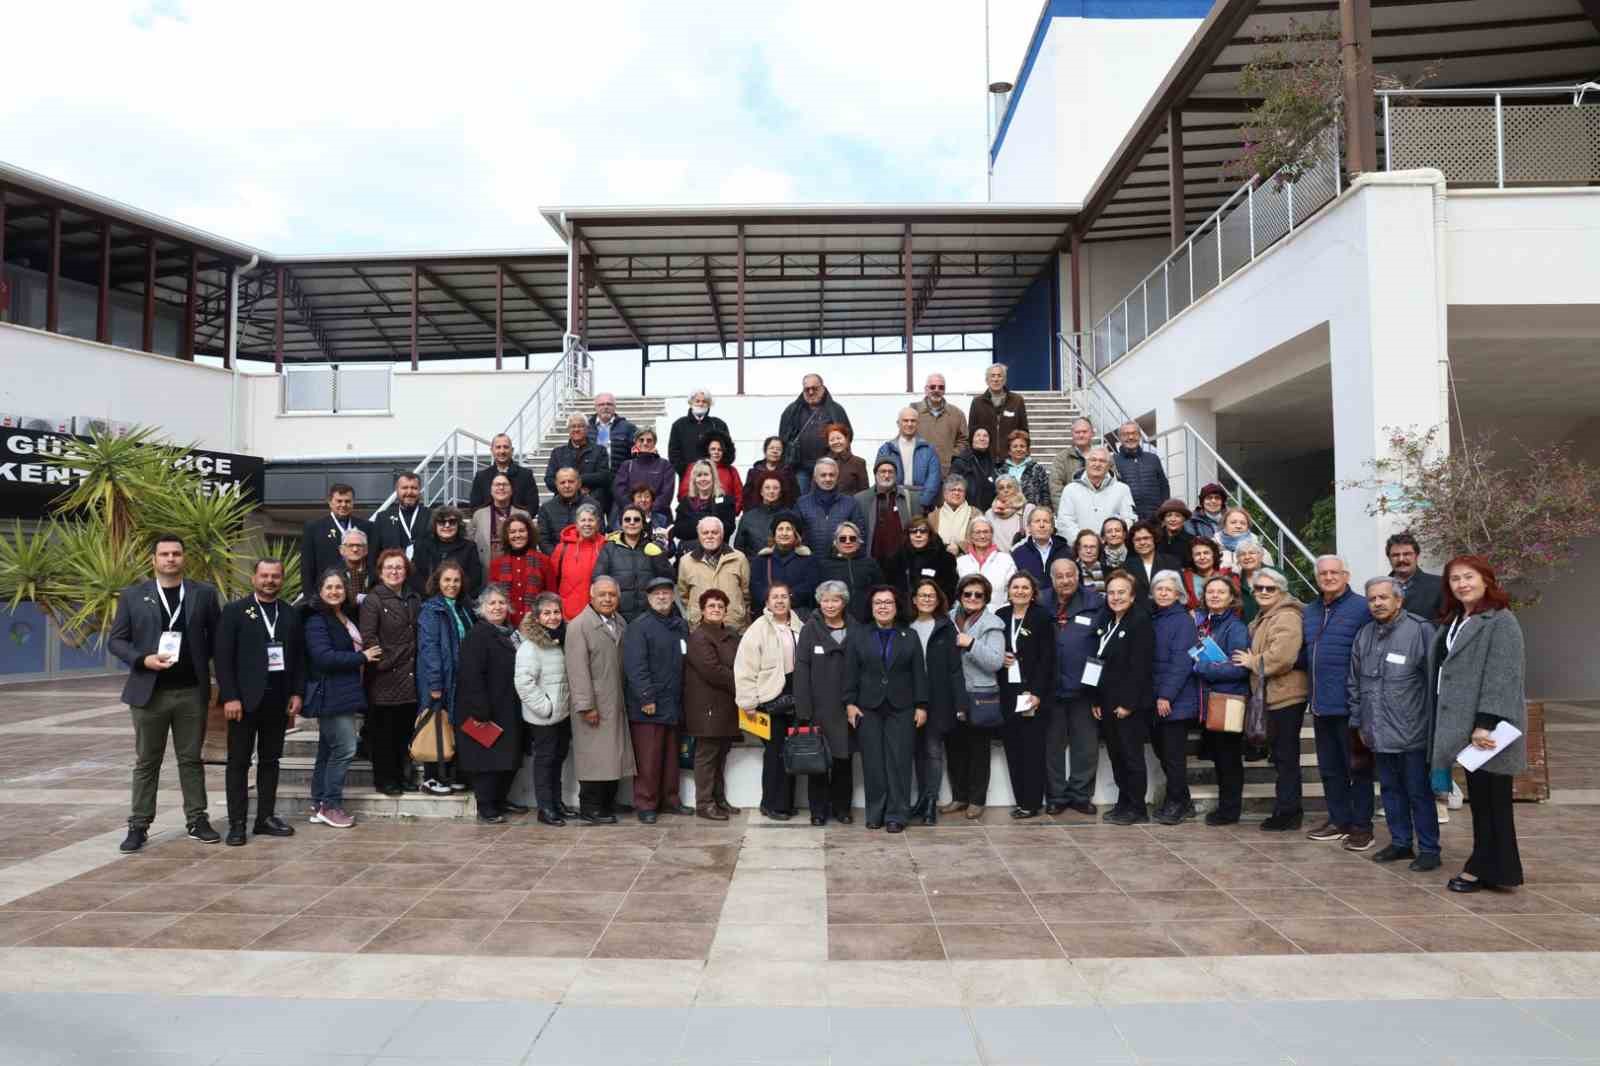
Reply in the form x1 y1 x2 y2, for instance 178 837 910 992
1381 85 1600 188
280 363 392 414
1060 334 1318 593
1090 123 1342 372
369 334 593 516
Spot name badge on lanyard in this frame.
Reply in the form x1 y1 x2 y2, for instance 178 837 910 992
397 507 418 560
1008 617 1024 683
266 644 286 672
1084 619 1122 685
157 582 184 662
257 597 285 672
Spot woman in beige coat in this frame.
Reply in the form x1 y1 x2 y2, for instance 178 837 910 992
735 584 805 820
563 575 636 823
1232 567 1308 832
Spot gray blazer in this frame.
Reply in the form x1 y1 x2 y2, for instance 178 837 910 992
1431 607 1527 775
107 578 221 708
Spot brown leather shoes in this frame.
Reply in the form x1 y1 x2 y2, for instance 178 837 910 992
697 807 729 821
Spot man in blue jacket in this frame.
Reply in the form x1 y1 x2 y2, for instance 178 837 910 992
1300 555 1376 850
875 407 943 511
1047 559 1105 815
796 458 864 552
1111 421 1170 522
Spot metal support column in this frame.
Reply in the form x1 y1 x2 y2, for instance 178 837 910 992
902 223 914 392
141 238 157 353
96 221 112 344
735 223 747 396
1068 229 1082 336
1167 109 1186 248
0 190 6 322
180 247 198 361
494 263 504 369
45 206 61 333
222 265 235 370
408 264 419 370
274 266 286 372
1339 0 1376 175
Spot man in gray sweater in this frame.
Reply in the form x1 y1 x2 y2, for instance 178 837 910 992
1347 575 1440 872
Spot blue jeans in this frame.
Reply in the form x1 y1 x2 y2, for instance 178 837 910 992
311 714 358 808
1377 749 1439 854
1313 714 1374 831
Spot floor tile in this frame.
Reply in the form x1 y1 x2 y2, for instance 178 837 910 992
439 864 549 890
591 921 716 960
1269 915 1420 954
509 891 626 924
1485 915 1600 950
0 910 76 946
201 883 326 916
828 923 946 961
1331 885 1473 917
926 892 1036 924
246 861 369 888
829 1005 979 1065
135 912 287 950
379 998 552 1060
528 1005 689 1063
21 911 181 947
1227 888 1359 919
708 922 828 961
938 922 1062 960
1162 918 1301 957
2 883 138 911
246 915 393 953
479 921 605 958
346 862 458 890
674 1006 831 1064
300 886 431 918
615 890 726 923
359 916 500 954
163 859 284 885
96 883 234 913
403 888 527 922
1050 921 1182 959
1105 1001 1266 1059
827 893 933 925
971 1005 1132 1063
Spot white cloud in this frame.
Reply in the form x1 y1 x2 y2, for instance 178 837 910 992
1 0 1013 254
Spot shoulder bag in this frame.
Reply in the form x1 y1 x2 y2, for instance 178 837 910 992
1243 664 1268 746
783 723 831 775
968 690 1003 729
410 701 456 763
1204 691 1246 733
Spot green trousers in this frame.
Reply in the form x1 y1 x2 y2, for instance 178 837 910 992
129 684 209 829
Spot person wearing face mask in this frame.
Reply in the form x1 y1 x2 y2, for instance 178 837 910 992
546 414 613 518
487 514 555 628
1191 576 1252 826
359 549 424 798
1147 571 1200 825
536 468 597 556
474 472 535 564
779 374 853 496
856 458 918 568
742 435 801 511
843 586 930 832
515 592 575 826
1088 570 1156 826
735 474 787 559
888 517 957 611
668 390 730 476
950 428 998 512
551 504 609 621
455 585 527 824
372 472 432 593
967 363 1028 460
678 429 743 514
796 457 865 554
819 522 883 624
413 507 483 601
611 429 677 530
1045 559 1104 816
593 505 673 621
565 577 636 824
301 484 374 602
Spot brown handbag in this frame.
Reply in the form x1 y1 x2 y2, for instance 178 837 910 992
1205 691 1246 733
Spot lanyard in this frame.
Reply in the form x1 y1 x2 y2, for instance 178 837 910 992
396 506 418 543
330 512 353 539
158 582 184 629
1097 618 1123 657
1010 614 1026 650
1445 613 1469 653
254 596 280 641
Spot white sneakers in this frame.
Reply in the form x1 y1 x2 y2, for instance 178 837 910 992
308 802 355 828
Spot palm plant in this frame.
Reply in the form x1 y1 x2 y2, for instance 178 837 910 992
40 427 188 552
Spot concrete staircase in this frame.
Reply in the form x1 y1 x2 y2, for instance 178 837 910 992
1007 390 1086 464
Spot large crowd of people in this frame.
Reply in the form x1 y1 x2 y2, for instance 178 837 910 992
104 370 1529 895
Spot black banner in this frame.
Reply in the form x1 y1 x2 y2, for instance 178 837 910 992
0 429 265 520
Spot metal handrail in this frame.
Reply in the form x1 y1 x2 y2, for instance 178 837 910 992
1374 84 1595 98
1057 331 1148 445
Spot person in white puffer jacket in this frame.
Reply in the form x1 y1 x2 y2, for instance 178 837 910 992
514 592 573 826
1056 446 1136 543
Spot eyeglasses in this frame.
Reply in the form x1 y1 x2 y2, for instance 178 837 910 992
1250 585 1278 594
622 516 643 524
837 535 858 543
960 591 987 600
926 385 944 392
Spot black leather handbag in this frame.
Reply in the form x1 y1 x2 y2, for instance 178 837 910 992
783 723 832 775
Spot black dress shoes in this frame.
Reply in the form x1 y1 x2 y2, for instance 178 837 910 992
885 822 906 834
537 808 567 827
663 803 695 817
225 823 247 847
187 817 221 844
503 801 531 815
1447 875 1486 893
254 816 295 837
865 821 884 830
760 807 792 822
1010 807 1040 820
833 810 854 825
119 827 147 853
561 803 581 817
1045 803 1069 816
810 815 827 826
477 812 507 824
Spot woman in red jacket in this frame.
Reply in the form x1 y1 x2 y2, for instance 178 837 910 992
678 429 742 514
551 503 608 620
487 514 555 627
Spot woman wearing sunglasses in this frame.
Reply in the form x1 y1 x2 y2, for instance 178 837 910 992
1230 567 1308 831
818 521 883 624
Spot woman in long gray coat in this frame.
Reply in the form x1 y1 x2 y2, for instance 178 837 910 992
1433 556 1527 893
794 581 857 825
563 575 636 824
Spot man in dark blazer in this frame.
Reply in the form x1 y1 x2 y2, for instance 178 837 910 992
587 393 638 469
468 433 540 512
214 558 305 846
107 534 222 851
843 586 930 832
373 471 432 593
300 483 374 602
1387 532 1443 620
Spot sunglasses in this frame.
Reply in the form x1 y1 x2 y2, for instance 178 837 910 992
960 591 987 600
837 535 859 543
927 385 945 391
437 518 459 526
622 516 643 523
1251 585 1278 593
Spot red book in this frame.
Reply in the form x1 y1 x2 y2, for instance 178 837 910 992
461 718 504 749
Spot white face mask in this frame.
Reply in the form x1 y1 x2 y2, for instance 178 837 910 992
691 403 709 417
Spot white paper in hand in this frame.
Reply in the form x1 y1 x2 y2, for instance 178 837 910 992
1456 721 1522 772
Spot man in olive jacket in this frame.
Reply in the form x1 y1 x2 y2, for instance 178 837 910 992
1347 576 1439 871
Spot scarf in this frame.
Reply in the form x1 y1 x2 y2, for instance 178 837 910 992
1218 529 1248 552
1002 458 1029 482
542 622 567 646
1104 544 1128 568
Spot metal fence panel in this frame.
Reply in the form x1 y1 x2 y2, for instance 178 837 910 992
1503 104 1600 183
1388 106 1498 183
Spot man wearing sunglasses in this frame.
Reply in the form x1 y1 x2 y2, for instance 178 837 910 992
915 373 968 472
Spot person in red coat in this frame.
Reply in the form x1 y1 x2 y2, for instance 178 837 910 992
550 504 608 620
487 514 555 627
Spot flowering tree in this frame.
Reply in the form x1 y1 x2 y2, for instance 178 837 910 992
1348 427 1600 606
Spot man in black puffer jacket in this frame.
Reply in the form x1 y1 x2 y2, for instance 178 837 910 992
1110 421 1169 522
779 374 852 496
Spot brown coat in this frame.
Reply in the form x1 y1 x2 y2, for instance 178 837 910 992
564 605 636 780
358 582 421 707
683 622 740 737
1247 596 1308 709
830 453 870 496
915 400 969 472
676 548 752 631
967 390 1029 459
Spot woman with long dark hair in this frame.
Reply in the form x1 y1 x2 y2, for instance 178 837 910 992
1435 556 1527 893
415 558 474 795
995 572 1054 819
359 548 422 796
487 513 554 627
304 569 381 828
909 578 966 825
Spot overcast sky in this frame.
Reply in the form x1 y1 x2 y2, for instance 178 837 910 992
4 1 1042 255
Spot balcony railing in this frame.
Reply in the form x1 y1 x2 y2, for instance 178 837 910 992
1381 85 1600 188
1090 124 1342 372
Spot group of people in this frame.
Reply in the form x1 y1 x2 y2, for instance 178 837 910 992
105 371 1528 896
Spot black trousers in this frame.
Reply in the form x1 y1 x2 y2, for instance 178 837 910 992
367 701 416 791
1465 768 1524 886
762 712 798 814
472 769 515 817
1209 730 1246 820
529 720 572 811
1102 708 1151 815
579 778 619 815
807 756 855 820
858 704 915 825
945 719 997 806
224 696 289 826
1151 717 1192 807
1001 706 1047 811
1048 693 1100 806
1269 703 1308 816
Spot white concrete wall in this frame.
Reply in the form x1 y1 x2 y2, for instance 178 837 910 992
598 350 998 405
1445 189 1600 306
1072 235 1174 330
0 322 240 449
992 16 1200 205
240 368 551 460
